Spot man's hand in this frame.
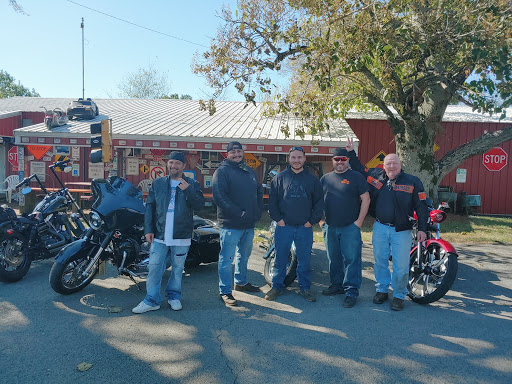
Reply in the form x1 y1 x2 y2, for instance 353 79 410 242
145 233 154 243
354 220 363 228
417 231 427 243
345 136 354 152
276 219 285 227
304 221 312 228
318 220 325 227
177 178 189 190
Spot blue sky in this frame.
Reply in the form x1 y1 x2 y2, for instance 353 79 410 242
1 0 244 100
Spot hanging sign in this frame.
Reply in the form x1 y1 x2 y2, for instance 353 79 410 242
150 166 165 180
244 153 261 169
365 151 387 169
27 145 52 160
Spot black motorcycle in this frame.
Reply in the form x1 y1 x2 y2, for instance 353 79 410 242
49 176 220 295
0 160 88 283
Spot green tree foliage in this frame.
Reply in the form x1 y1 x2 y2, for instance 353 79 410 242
0 70 39 98
194 0 512 199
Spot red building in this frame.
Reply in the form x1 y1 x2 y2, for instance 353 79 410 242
0 98 510 214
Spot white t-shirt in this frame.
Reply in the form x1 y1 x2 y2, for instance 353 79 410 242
155 178 191 247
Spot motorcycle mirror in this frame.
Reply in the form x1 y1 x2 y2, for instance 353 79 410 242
21 186 32 195
63 166 73 173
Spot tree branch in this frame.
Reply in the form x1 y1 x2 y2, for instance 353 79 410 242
438 126 512 178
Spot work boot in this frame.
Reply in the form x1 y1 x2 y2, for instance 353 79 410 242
322 285 345 296
299 290 316 302
373 292 389 304
391 298 404 311
264 288 283 301
220 293 237 306
343 296 357 308
234 282 260 292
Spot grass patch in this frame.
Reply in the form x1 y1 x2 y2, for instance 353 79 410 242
202 209 512 245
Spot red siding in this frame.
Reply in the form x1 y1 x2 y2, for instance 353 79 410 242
0 114 22 136
21 111 45 125
348 119 512 215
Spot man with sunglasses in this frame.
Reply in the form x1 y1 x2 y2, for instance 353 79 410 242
266 146 324 302
345 138 428 311
320 148 370 308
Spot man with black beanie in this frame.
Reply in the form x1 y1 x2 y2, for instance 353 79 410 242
213 141 264 306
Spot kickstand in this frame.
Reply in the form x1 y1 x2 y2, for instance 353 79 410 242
128 274 142 290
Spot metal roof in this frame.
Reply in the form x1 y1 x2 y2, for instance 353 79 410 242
0 97 510 145
0 97 355 146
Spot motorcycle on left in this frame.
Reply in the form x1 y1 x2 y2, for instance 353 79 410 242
0 159 88 283
42 107 69 129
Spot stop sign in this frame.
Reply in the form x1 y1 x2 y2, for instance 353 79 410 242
8 146 18 168
483 147 508 171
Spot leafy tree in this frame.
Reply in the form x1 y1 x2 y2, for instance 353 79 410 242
162 93 193 100
8 0 27 15
118 65 172 99
0 70 40 98
194 0 512 200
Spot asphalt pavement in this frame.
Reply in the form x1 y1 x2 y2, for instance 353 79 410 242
1 242 511 384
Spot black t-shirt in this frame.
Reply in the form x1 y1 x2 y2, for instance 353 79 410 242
320 169 368 227
375 179 396 224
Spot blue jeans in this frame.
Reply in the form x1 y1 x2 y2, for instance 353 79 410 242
144 242 189 306
372 221 412 300
273 225 313 291
322 223 362 297
218 228 254 295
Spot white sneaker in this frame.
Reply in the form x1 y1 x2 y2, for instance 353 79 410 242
168 299 182 311
132 301 160 314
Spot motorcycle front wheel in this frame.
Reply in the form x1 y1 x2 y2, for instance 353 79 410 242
408 243 458 304
263 247 298 287
0 233 32 283
49 251 98 295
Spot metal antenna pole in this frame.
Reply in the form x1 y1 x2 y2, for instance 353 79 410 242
81 17 85 99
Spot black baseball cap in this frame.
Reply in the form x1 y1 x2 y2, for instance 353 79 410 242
227 141 243 152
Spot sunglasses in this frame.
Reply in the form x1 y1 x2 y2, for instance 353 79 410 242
333 156 348 162
289 146 305 153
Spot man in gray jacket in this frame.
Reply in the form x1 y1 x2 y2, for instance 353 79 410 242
132 151 204 314
213 141 263 306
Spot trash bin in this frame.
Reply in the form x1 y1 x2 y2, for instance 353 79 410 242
460 193 481 215
438 191 458 212
19 191 37 214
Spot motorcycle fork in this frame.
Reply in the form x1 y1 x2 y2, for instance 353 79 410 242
83 231 114 275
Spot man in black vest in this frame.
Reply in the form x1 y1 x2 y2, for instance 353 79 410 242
346 138 428 311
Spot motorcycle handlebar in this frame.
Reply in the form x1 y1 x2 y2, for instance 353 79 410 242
49 159 71 169
16 177 31 189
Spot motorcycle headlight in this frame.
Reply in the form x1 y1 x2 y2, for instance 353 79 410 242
89 211 104 230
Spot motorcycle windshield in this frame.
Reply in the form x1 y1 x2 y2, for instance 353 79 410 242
91 177 145 230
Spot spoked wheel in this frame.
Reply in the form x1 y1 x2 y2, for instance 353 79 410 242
49 254 98 294
0 234 32 283
264 247 298 287
408 243 458 304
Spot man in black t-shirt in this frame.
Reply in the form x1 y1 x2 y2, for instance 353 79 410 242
320 148 370 308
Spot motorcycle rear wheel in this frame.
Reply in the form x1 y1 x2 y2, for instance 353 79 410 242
263 248 298 287
49 252 98 294
0 233 32 283
408 243 458 304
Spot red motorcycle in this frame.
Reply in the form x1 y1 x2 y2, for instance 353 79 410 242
42 107 68 129
408 201 458 304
